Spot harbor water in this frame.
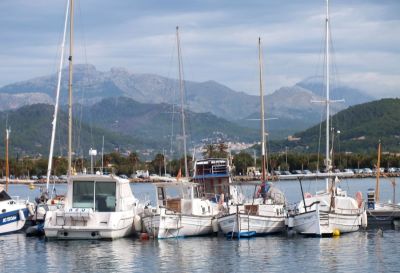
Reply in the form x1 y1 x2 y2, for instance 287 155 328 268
1 178 399 273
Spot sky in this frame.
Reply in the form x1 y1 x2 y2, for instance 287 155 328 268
0 0 399 97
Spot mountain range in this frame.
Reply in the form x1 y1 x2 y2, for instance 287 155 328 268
0 97 260 157
0 64 374 138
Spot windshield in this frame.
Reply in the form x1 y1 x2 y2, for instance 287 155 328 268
72 181 116 212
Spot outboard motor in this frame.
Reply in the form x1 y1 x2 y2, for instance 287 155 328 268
367 188 375 210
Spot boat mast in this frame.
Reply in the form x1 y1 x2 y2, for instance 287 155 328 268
375 141 381 202
101 135 104 174
5 128 10 192
325 0 331 192
46 0 70 192
176 26 188 178
258 37 266 184
67 0 74 176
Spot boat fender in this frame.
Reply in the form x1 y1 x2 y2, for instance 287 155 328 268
332 229 340 236
219 194 224 205
19 209 26 221
133 215 142 232
27 203 35 216
355 192 363 208
37 206 47 219
212 218 219 233
304 192 312 199
361 211 368 228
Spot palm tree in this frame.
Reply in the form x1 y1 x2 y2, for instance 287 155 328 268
128 152 139 174
217 142 229 158
203 144 216 158
153 153 165 176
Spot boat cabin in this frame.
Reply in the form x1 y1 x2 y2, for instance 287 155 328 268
155 182 211 216
66 174 133 213
192 158 234 202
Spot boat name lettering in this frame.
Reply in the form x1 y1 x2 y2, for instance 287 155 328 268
2 215 17 223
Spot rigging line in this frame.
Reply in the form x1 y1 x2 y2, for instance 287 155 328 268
160 35 178 153
46 0 70 193
73 0 90 166
169 38 179 160
313 14 328 82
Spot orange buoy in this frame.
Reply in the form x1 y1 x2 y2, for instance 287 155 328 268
140 233 149 240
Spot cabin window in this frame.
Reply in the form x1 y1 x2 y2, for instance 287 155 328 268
72 181 116 212
73 181 94 209
0 190 12 202
95 182 116 212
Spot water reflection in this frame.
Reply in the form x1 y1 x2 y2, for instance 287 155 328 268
1 181 400 273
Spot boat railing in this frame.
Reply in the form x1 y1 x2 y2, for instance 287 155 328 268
333 207 365 215
11 195 27 204
93 167 116 175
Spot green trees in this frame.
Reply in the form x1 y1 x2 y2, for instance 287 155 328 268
233 151 253 175
202 143 229 158
2 148 400 178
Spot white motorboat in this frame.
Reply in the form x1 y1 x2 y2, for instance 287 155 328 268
0 186 31 235
287 0 367 236
141 181 219 239
44 174 140 239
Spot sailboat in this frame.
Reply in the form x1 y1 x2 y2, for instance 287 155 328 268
44 0 141 240
0 128 32 235
141 27 222 239
366 141 400 226
217 38 286 238
287 0 367 236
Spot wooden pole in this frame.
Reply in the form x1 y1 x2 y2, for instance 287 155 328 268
375 141 381 203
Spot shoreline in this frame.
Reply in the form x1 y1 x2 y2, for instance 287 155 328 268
1 172 399 185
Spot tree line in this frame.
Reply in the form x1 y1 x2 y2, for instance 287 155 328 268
1 143 399 178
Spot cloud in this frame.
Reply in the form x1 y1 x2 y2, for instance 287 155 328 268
0 0 399 98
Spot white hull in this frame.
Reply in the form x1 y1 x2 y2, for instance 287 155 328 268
45 211 134 240
290 207 364 236
142 212 214 239
0 208 28 235
218 213 285 236
44 174 140 240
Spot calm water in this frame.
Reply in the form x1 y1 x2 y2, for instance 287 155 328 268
1 178 399 273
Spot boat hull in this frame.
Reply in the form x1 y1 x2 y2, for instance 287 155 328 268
142 212 214 239
0 208 29 235
290 208 363 236
44 211 134 240
218 213 285 236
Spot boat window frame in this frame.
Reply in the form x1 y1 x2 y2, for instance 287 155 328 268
72 180 117 212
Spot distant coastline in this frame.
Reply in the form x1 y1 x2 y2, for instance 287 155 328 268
1 172 399 185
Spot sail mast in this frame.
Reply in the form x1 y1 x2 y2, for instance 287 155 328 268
67 0 74 176
176 26 188 178
375 141 381 202
258 37 266 184
325 0 331 192
5 128 10 192
46 0 70 191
